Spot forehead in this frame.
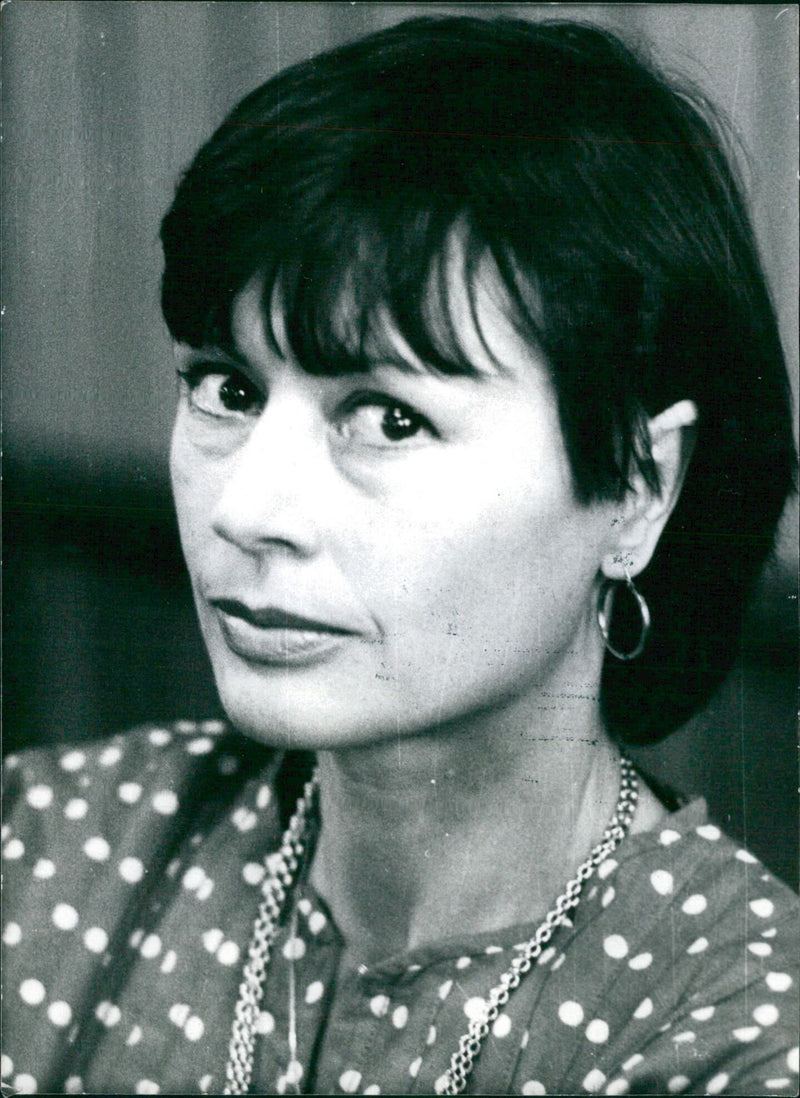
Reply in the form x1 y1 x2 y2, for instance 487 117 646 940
227 250 546 384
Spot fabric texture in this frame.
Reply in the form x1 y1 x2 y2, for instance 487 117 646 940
2 722 798 1096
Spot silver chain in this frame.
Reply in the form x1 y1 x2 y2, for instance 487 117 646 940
224 756 638 1096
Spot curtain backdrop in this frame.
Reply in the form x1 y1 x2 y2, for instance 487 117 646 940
3 3 798 885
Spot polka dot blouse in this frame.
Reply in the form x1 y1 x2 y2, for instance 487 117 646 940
3 723 798 1095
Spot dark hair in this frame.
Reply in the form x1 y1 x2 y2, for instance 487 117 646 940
161 16 796 744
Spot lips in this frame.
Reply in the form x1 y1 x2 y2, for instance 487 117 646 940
208 597 359 666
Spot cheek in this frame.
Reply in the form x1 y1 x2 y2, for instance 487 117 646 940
170 427 218 568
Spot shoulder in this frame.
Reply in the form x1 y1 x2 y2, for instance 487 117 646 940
1 720 281 895
575 803 799 1094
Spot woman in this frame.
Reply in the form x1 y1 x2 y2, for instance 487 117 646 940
2 16 797 1096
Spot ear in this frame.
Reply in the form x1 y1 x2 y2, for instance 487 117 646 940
601 399 698 580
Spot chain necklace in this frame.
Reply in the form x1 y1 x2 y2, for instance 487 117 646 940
224 756 639 1096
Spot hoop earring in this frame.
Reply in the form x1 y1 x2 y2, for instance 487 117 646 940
597 567 651 661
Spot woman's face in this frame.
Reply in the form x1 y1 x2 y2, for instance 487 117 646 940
170 274 619 750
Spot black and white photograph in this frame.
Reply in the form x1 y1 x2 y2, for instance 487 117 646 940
2 3 798 1094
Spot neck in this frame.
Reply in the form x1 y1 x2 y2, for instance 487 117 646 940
308 695 635 967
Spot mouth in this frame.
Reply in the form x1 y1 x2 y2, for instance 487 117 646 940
208 597 358 666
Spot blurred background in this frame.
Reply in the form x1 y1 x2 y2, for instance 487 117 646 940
3 3 798 886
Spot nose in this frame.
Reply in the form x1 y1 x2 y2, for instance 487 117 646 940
210 394 328 558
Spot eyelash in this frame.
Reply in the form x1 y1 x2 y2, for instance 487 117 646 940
176 364 437 445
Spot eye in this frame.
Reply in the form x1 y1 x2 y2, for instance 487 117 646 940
177 364 264 419
337 396 436 448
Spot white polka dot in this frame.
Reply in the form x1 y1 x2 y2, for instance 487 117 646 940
339 1070 362 1093
83 927 108 953
520 1030 530 1049
603 934 629 959
255 1011 275 1035
217 755 239 776
766 972 792 993
99 745 122 767
705 1073 729 1095
748 941 772 957
681 894 707 915
392 1005 409 1029
26 784 54 810
667 1076 689 1093
60 751 86 772
148 728 172 746
185 736 214 755
435 1075 450 1094
169 1003 190 1027
140 934 162 959
52 903 79 931
305 981 324 1005
13 1075 37 1094
735 848 758 864
20 979 46 1006
696 824 721 841
762 927 777 938
184 1016 204 1041
3 838 25 859
47 1001 72 1027
691 1006 715 1021
537 946 557 966
438 979 453 1000
129 928 144 949
95 1001 121 1027
231 807 258 832
786 1047 799 1073
522 1083 546 1096
201 718 226 734
183 866 205 891
601 886 616 908
217 940 240 966
364 1088 380 1096
673 1030 695 1044
197 877 214 902
118 782 142 804
135 1081 160 1095
427 1025 437 1046
160 950 178 974
597 858 618 879
202 928 224 953
485 944 503 954
150 790 178 815
64 798 88 820
242 862 265 886
650 870 674 895
456 955 472 969
308 911 327 935
285 1060 303 1085
63 1076 82 1094
33 858 56 880
750 898 775 919
753 1003 780 1026
463 997 488 1024
199 1076 213 1093
126 1026 143 1046
551 952 566 971
370 994 390 1018
659 828 681 845
633 997 653 1020
282 936 306 961
558 1000 584 1027
688 937 709 955
623 1055 643 1073
733 1026 761 1043
0 1055 12 1078
255 784 272 809
606 1079 630 1096
585 1018 609 1044
493 1014 512 1038
83 836 110 861
764 1079 791 1090
409 1057 422 1078
628 952 652 970
582 1068 607 1092
119 857 144 883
